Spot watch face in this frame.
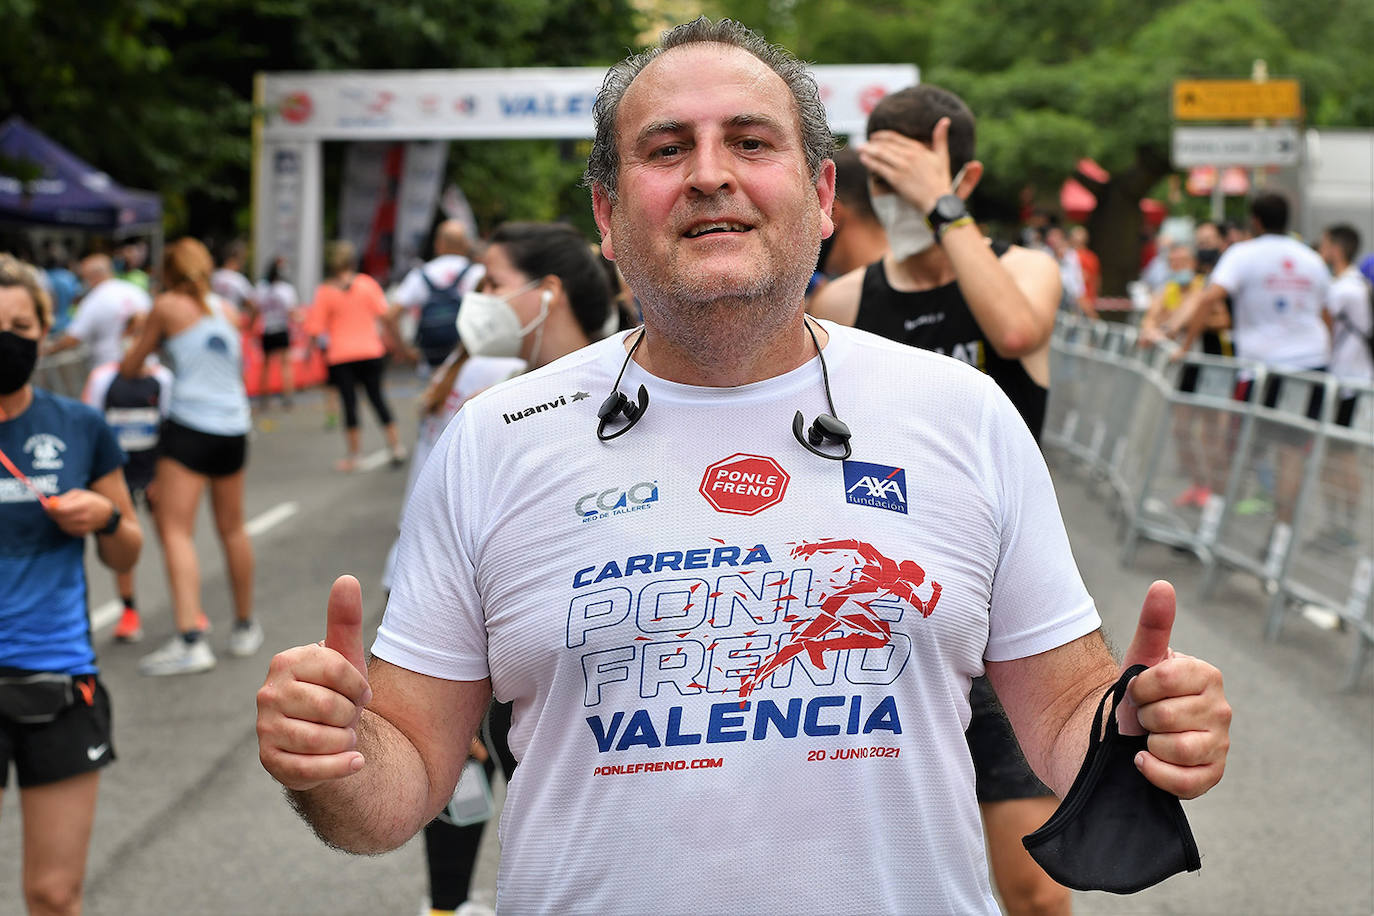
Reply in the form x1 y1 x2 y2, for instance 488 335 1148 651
936 195 966 220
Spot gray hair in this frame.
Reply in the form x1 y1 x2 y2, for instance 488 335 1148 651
583 16 834 201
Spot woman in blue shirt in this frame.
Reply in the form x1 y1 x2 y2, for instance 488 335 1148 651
0 253 141 915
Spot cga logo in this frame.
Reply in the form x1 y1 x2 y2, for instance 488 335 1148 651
577 482 659 523
842 460 907 514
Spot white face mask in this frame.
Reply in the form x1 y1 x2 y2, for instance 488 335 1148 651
869 163 970 261
457 281 550 359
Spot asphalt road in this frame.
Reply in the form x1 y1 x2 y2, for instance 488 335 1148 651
1 372 1370 915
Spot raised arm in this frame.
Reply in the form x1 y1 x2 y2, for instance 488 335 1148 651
987 581 1230 800
257 576 491 853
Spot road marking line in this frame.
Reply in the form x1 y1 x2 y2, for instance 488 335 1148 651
245 500 300 537
356 449 393 472
93 500 300 632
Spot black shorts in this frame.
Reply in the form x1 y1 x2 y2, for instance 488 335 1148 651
1234 372 1326 446
160 418 248 477
966 675 1054 802
1336 394 1358 429
262 330 291 354
0 675 114 789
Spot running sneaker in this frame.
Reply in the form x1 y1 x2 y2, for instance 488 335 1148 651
139 635 216 676
113 607 144 642
228 619 265 657
1234 493 1275 516
1173 485 1209 508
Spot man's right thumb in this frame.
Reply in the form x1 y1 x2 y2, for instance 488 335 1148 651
324 575 368 677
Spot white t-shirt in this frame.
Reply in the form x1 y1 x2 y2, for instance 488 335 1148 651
1210 234 1331 370
375 323 1101 915
211 268 257 311
390 254 485 309
66 278 151 366
254 279 298 334
1326 266 1372 385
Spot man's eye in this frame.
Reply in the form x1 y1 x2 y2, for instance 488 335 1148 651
653 144 682 158
738 138 766 151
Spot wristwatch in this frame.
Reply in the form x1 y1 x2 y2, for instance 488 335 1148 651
97 502 121 537
927 194 972 240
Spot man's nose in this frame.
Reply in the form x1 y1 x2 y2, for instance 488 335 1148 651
687 143 734 196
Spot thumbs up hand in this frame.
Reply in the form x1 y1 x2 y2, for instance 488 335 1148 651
257 576 375 792
1119 581 1231 799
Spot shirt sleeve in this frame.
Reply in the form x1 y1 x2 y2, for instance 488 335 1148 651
372 408 490 680
1209 245 1243 294
978 383 1101 661
391 268 426 308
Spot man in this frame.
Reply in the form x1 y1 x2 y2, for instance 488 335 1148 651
1182 193 1331 527
45 254 152 366
388 219 485 368
809 83 1072 915
1316 223 1371 548
257 19 1230 914
211 239 258 323
813 146 889 283
1046 224 1091 317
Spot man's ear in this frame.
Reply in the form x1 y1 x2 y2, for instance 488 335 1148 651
592 184 616 261
955 160 984 199
816 158 837 239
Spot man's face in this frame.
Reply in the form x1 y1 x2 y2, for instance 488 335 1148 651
1195 224 1222 251
592 43 834 313
1318 234 1338 269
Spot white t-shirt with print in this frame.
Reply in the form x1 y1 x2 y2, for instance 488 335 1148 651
374 323 1101 915
66 278 151 366
390 254 485 309
1326 266 1372 384
211 268 257 312
1210 233 1331 370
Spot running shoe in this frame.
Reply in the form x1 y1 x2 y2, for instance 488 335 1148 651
1234 493 1275 516
139 635 216 676
228 619 265 657
1172 485 1209 508
113 607 144 642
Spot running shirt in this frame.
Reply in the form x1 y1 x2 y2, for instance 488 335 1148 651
1327 266 1373 384
304 274 389 366
255 279 298 335
65 277 151 365
211 268 257 318
390 255 485 309
82 360 173 492
164 295 251 436
0 389 124 674
853 246 1047 439
375 323 1100 914
1210 233 1331 370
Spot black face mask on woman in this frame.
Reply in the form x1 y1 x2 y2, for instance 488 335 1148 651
0 331 39 395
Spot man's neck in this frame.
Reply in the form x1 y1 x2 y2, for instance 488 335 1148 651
0 385 34 422
631 302 822 388
884 246 957 293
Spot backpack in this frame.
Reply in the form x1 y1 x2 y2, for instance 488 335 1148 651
414 262 474 366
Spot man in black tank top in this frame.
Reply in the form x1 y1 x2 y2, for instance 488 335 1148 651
811 85 1069 916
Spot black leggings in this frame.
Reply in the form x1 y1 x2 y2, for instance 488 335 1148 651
328 357 393 429
425 700 515 910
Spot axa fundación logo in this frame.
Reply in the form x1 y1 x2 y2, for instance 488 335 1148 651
842 460 907 514
576 482 659 523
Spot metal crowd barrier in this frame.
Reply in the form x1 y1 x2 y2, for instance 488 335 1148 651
33 346 91 400
1045 313 1374 690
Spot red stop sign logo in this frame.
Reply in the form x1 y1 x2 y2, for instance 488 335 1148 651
699 454 790 516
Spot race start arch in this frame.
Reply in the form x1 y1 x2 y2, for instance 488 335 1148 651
252 64 918 297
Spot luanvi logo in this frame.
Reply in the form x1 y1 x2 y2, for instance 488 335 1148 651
501 391 590 425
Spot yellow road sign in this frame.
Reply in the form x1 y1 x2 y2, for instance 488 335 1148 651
1173 79 1302 121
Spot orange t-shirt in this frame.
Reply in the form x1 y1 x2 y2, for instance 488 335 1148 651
304 273 388 366
1077 248 1101 304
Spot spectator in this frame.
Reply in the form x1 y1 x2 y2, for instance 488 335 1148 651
45 254 151 368
120 238 261 676
1046 224 1091 318
1070 225 1100 309
42 243 81 334
304 240 406 472
1316 223 1371 549
0 252 141 915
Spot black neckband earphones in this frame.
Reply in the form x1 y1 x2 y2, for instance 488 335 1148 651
597 327 650 441
596 318 853 460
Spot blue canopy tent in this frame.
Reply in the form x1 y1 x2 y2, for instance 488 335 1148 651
0 116 161 239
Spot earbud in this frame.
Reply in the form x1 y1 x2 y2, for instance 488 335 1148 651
597 327 651 442
792 410 852 460
540 288 554 308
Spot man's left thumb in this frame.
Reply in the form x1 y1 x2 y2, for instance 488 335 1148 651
1118 580 1176 735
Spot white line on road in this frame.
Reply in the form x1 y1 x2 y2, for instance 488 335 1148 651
355 449 394 472
92 500 300 632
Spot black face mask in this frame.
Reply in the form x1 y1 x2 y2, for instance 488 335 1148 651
1022 664 1202 893
1196 247 1221 270
0 331 39 395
